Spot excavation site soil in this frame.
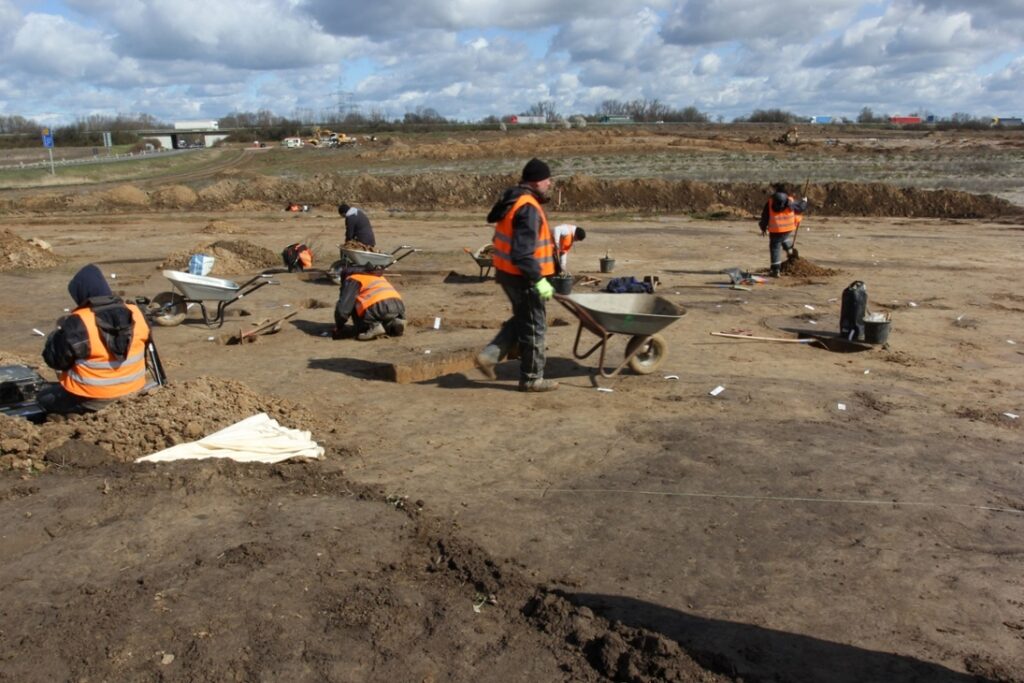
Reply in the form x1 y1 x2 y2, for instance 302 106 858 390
1 125 1022 682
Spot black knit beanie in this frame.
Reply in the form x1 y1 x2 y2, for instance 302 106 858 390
521 158 551 183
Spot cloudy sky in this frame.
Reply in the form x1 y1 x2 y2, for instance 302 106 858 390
1 0 1022 125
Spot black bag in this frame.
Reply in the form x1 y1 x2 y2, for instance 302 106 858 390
840 281 867 341
604 276 653 294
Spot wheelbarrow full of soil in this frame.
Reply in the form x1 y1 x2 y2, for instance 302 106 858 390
554 293 686 378
463 244 494 280
146 270 278 328
328 245 419 283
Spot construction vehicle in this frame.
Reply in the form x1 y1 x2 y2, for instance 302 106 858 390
775 127 799 146
306 127 357 148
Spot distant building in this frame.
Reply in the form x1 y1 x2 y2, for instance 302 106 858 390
809 115 835 124
890 115 923 125
598 115 634 124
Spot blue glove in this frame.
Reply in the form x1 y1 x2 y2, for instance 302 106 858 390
534 278 554 301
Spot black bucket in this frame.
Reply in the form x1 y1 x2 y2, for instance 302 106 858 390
863 319 891 344
599 257 616 273
550 275 573 295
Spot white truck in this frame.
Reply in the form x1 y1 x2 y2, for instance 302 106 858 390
173 120 219 131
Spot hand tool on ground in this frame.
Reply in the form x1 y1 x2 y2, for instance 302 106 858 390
711 331 816 343
788 178 810 261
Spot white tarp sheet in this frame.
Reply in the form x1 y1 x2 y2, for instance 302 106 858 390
136 413 324 463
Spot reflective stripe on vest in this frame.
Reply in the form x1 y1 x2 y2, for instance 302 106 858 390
351 274 401 316
766 197 797 234
491 193 555 277
61 303 150 400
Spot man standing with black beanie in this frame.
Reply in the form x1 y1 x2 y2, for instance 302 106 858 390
475 158 559 392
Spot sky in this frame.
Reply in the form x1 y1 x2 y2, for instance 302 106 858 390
1 0 1022 126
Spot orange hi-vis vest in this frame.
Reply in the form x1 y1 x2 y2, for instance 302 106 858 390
492 194 556 278
558 232 574 255
61 303 150 400
766 196 798 234
351 274 401 316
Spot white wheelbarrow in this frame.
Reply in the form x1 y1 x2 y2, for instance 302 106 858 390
147 270 278 328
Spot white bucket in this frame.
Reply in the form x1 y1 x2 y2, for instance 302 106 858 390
188 254 215 276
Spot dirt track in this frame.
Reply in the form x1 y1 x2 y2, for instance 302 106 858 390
1 128 1023 682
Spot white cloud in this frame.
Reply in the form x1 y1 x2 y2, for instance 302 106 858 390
661 0 858 46
0 1 1021 125
301 0 672 38
694 53 721 76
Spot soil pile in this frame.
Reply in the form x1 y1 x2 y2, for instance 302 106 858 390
343 239 378 252
160 239 278 275
780 257 839 277
0 229 64 271
0 377 316 471
9 176 1019 219
102 184 149 206
199 219 241 234
151 184 199 208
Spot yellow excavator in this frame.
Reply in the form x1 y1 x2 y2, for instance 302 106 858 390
306 127 357 148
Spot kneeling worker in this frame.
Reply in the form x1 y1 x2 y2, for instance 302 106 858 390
40 264 154 414
334 269 406 341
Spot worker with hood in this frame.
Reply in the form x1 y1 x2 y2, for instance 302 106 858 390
759 182 808 277
39 264 153 414
474 158 559 392
332 267 406 341
337 203 376 248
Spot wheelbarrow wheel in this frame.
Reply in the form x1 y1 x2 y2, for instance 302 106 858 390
327 260 345 285
150 291 187 326
626 334 667 375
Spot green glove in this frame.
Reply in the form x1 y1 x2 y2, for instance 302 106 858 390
534 278 555 301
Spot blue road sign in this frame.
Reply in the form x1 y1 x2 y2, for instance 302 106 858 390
41 128 54 148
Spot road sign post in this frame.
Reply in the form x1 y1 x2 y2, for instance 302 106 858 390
41 128 55 175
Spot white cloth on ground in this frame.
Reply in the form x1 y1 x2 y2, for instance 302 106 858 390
136 413 324 463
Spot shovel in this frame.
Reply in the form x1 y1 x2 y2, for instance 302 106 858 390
787 179 810 261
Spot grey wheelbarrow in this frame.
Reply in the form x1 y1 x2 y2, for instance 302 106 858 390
554 293 686 378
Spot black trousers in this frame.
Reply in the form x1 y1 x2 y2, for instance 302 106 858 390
486 283 548 382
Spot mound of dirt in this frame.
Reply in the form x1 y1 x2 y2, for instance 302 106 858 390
102 184 149 207
12 170 1020 219
160 239 278 275
779 257 839 277
0 229 64 271
151 184 198 208
199 219 241 234
0 377 316 471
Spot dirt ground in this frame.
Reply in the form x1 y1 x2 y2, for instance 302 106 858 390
1 127 1023 682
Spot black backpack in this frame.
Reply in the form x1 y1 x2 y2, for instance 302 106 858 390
840 281 867 341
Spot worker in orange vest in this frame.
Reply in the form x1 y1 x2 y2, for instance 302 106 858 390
333 269 405 341
40 264 154 414
552 223 586 273
758 183 808 277
475 158 559 392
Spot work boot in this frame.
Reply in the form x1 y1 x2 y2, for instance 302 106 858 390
770 265 781 278
474 346 500 380
356 322 386 341
519 378 559 393
386 318 406 337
